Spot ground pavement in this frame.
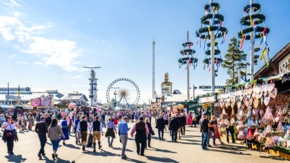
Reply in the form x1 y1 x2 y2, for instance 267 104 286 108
0 120 287 163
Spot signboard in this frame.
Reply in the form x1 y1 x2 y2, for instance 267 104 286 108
161 83 172 95
199 85 224 90
5 95 21 100
279 53 290 75
199 95 217 104
0 87 31 94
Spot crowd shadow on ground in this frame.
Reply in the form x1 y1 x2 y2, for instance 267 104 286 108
42 155 76 163
4 154 27 163
259 155 287 161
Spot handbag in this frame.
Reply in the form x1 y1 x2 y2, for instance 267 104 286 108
87 134 93 147
150 129 155 135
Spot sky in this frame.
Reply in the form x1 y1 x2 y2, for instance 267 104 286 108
0 0 289 104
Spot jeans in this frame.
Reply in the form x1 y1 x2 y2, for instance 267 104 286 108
191 121 196 127
202 132 208 149
171 129 178 141
206 132 211 145
145 134 151 148
107 136 114 145
38 135 47 154
212 130 216 145
51 139 60 151
158 129 164 140
120 134 128 157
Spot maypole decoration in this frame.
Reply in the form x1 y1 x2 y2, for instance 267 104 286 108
178 39 198 70
238 2 270 67
196 2 228 74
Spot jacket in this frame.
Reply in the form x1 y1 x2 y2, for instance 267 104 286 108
169 117 180 130
48 125 65 140
156 117 165 129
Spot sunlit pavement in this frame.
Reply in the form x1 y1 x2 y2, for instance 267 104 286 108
0 120 287 163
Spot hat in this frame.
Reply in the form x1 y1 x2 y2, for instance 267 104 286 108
203 112 208 116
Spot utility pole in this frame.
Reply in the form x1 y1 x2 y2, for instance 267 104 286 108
210 0 215 94
187 31 190 101
250 0 254 81
83 66 101 106
152 38 156 102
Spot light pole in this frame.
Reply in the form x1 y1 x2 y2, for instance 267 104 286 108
83 66 101 106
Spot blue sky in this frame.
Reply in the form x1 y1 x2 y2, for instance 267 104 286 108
0 0 289 104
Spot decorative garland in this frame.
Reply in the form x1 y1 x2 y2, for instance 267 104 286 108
240 14 265 26
196 2 227 75
205 49 220 55
178 40 197 70
243 3 261 13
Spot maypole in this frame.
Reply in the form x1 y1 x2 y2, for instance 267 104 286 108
196 0 228 93
238 1 270 81
178 31 197 101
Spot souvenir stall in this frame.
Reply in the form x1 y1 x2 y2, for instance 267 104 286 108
217 78 290 160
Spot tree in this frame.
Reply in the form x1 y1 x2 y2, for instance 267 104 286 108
222 37 248 86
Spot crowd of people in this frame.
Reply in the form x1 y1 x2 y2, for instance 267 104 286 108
2 107 235 160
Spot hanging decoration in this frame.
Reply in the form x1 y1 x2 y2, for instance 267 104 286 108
238 2 271 67
196 2 228 75
178 41 198 69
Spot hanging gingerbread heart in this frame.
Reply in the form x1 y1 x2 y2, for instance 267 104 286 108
253 98 259 109
220 100 224 108
249 97 253 106
237 100 242 109
264 96 270 106
243 98 250 108
269 88 277 99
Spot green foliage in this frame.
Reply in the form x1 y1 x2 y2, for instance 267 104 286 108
222 37 249 86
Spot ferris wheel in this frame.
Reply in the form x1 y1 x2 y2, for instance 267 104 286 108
106 78 140 106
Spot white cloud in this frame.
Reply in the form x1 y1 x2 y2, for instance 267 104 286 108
4 0 21 7
16 61 28 64
71 75 82 79
8 54 16 58
13 11 21 17
0 13 81 72
22 37 81 71
10 0 20 6
33 61 42 65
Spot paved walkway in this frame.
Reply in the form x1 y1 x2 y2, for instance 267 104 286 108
0 120 287 163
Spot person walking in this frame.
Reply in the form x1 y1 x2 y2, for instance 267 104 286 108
28 114 34 131
145 118 153 148
105 118 116 147
2 116 19 155
156 115 165 141
200 113 210 150
45 113 51 129
77 115 89 151
48 119 65 160
118 116 130 159
67 115 73 135
35 116 48 159
61 117 69 145
191 112 197 127
180 113 186 136
130 117 149 156
169 114 180 142
89 116 103 152
163 112 169 131
74 116 81 145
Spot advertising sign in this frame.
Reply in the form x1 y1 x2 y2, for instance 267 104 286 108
0 87 31 94
279 53 290 75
